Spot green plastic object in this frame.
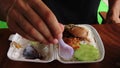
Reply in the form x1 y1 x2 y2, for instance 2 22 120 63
97 0 108 24
0 21 8 28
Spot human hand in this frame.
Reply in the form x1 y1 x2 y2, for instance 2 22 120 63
7 0 64 44
106 0 120 23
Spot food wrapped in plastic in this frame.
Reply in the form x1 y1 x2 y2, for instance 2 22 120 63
7 33 54 63
7 24 105 64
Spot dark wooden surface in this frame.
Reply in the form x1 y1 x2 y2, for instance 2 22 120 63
0 23 120 68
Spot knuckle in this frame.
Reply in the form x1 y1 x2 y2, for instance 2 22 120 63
54 31 59 36
16 0 30 13
53 30 61 38
23 5 31 13
45 11 53 22
29 27 36 35
20 20 27 27
110 16 117 21
109 17 118 23
46 35 53 42
36 20 43 27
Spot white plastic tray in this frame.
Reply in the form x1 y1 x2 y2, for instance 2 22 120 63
7 24 105 64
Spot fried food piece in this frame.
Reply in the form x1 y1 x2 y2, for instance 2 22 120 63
63 37 80 50
12 41 22 49
63 24 90 50
69 27 88 39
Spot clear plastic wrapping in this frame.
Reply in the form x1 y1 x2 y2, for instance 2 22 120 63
7 24 105 64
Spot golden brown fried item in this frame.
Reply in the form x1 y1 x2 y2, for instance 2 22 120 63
63 37 80 50
63 24 91 49
69 27 88 39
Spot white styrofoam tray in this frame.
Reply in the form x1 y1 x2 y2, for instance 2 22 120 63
7 24 105 64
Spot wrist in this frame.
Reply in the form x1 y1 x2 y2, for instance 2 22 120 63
0 0 16 21
108 0 120 9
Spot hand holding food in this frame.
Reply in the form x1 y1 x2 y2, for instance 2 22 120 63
8 24 104 63
22 24 100 61
7 0 63 44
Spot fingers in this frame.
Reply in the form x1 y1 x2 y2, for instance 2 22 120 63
7 10 34 41
15 0 58 44
28 0 62 39
59 23 65 32
7 8 49 44
7 0 63 44
106 9 120 23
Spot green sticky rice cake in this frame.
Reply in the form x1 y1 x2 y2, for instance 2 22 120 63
74 44 100 61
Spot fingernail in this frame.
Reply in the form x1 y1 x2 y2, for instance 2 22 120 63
59 23 64 32
57 33 62 39
53 39 58 44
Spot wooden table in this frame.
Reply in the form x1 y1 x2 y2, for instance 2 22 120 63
0 23 120 68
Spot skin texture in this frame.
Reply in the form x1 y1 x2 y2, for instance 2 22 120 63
7 0 64 44
0 0 119 44
106 0 120 23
